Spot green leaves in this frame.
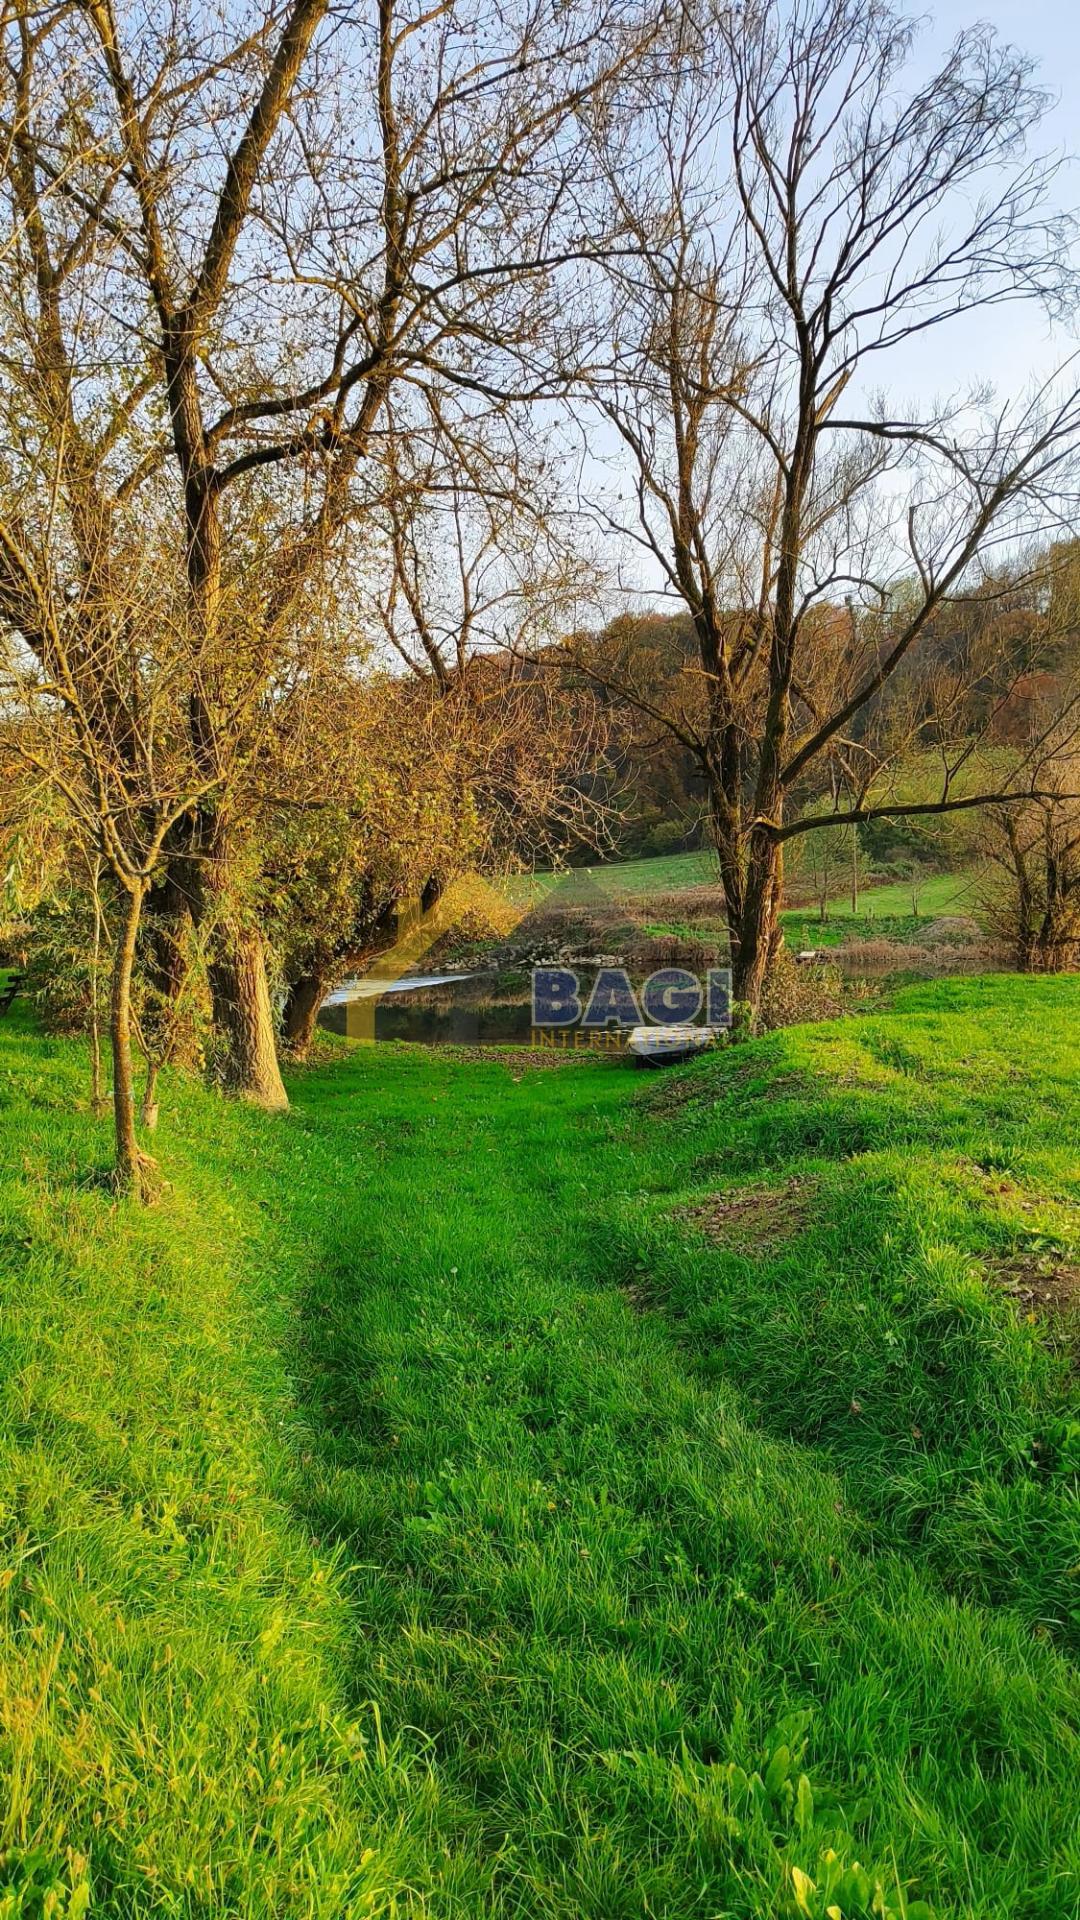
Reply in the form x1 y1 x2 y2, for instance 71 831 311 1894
657 1714 933 1920
0 1848 91 1920
785 1849 935 1919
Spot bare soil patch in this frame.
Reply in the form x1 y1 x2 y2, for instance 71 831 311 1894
442 1044 624 1077
986 1256 1080 1321
677 1174 815 1252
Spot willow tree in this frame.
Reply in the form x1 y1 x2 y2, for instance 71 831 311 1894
1 0 653 1103
579 0 1080 1010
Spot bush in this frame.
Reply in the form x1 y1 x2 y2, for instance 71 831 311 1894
21 893 104 1034
638 814 704 858
758 947 847 1028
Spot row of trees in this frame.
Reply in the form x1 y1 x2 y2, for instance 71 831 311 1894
2 0 1080 1187
0 0 639 1184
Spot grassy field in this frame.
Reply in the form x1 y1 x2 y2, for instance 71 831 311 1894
499 848 720 907
505 854 982 946
507 852 975 914
587 849 722 893
780 873 982 949
0 979 1078 1917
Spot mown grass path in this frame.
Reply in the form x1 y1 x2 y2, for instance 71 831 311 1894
0 979 1078 1917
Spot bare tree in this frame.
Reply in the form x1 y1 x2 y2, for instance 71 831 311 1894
979 677 1080 971
980 783 1080 973
369 436 611 855
576 0 1080 1012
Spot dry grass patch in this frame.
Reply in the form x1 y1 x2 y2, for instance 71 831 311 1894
442 1043 625 1076
642 1059 816 1116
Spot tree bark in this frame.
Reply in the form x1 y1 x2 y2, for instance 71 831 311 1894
209 923 289 1109
709 786 743 930
90 868 106 1116
282 972 326 1056
110 881 146 1189
174 803 290 1106
732 826 785 1013
709 767 786 1018
143 851 198 1060
140 1061 160 1131
145 835 284 1112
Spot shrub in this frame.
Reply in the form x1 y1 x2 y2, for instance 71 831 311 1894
759 948 847 1028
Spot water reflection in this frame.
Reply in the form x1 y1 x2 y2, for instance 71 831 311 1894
319 972 535 1045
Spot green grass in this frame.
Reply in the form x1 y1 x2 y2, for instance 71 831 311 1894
500 848 721 906
781 873 982 949
505 852 977 930
0 979 1078 1916
586 849 722 893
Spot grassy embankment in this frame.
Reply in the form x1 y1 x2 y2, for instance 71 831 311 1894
0 977 1078 1917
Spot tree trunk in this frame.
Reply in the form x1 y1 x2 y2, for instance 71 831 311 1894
110 881 146 1190
732 826 785 1015
708 762 744 922
282 972 326 1057
209 923 289 1110
179 805 289 1108
709 778 786 1019
89 874 106 1116
177 458 286 1106
1005 812 1035 973
708 780 745 971
1031 895 1079 975
140 1061 160 1131
143 852 198 1064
